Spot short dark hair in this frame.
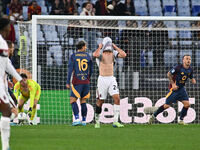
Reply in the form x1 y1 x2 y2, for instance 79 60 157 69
76 40 86 50
20 73 28 79
182 54 191 60
0 18 10 31
6 40 13 48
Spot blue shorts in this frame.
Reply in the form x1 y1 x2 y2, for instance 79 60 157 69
165 87 189 105
70 84 90 99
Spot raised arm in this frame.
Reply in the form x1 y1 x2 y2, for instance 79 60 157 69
112 43 126 58
93 44 103 58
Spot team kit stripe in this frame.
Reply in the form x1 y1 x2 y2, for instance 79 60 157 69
165 88 173 98
71 85 81 98
83 93 90 99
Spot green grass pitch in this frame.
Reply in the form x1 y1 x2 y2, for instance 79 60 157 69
7 124 200 150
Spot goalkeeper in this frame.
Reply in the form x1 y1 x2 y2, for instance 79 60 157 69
14 73 41 124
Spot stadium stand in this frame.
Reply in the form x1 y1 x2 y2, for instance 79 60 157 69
148 0 162 16
192 5 200 16
134 0 148 16
3 0 200 69
162 0 175 7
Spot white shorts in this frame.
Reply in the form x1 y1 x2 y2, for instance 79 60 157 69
96 76 119 100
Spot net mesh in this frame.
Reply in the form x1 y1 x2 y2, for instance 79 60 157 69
18 17 200 124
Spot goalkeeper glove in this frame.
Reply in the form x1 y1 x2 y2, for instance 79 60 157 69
28 107 32 118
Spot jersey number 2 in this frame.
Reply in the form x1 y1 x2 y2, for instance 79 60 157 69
76 59 88 71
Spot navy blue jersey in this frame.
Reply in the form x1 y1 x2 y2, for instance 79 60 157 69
67 51 93 85
169 64 193 89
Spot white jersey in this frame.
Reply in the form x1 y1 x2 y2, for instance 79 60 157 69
0 34 22 103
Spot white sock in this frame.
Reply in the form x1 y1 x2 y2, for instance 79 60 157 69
95 113 100 123
1 116 10 150
10 113 16 121
113 104 120 123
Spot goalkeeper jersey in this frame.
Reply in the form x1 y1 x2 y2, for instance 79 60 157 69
14 79 41 101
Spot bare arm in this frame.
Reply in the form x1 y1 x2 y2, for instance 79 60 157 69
167 71 175 84
190 78 196 84
167 71 178 90
112 43 126 58
93 44 103 58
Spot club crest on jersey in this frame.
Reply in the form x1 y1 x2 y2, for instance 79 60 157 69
181 72 184 75
81 76 85 80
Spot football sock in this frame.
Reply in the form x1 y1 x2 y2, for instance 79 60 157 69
180 107 188 120
10 113 16 121
1 116 10 150
154 105 165 117
95 105 102 123
30 107 37 121
81 103 87 122
71 102 79 120
113 104 120 123
95 104 102 114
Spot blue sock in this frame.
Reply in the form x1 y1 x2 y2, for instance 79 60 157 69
154 105 165 117
71 102 79 120
81 103 87 122
180 107 188 120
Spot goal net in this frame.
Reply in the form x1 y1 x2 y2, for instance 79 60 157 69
18 16 200 124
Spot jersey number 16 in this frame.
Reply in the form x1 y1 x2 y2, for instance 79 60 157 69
76 59 88 71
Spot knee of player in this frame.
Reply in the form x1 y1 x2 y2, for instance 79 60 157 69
70 97 77 104
96 99 104 107
184 103 190 108
18 105 23 110
163 104 170 109
112 94 120 100
80 99 87 104
113 96 120 103
33 104 37 108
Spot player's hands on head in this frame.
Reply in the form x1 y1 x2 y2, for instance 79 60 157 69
112 43 117 49
66 84 70 89
99 43 103 49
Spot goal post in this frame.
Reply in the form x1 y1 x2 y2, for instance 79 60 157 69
17 15 200 124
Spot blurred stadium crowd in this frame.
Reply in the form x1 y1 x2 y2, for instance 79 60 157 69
1 0 200 69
